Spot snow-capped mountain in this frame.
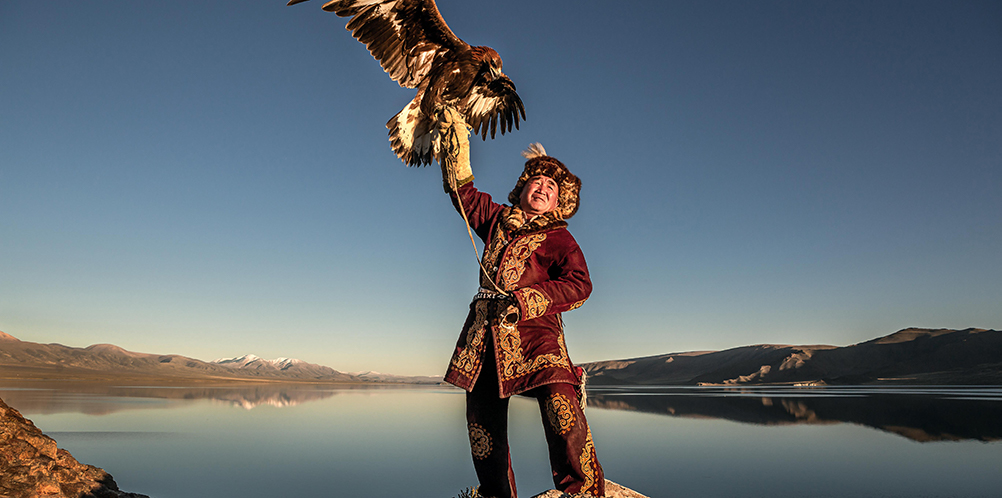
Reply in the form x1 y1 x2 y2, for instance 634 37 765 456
211 354 354 380
212 354 303 371
349 370 445 384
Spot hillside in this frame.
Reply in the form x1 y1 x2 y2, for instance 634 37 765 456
0 332 361 383
4 328 998 386
582 328 1002 386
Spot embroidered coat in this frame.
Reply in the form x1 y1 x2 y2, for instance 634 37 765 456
444 182 592 398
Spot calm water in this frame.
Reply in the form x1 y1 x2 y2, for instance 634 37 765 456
2 382 1001 498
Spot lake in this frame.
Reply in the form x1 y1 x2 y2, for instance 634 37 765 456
1 382 1000 498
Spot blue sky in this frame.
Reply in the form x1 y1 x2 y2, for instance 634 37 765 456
2 0 1000 375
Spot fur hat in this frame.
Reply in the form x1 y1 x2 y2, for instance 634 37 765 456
508 143 581 219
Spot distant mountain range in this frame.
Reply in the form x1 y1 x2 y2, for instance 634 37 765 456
0 331 441 384
2 328 998 386
581 328 1002 386
347 370 446 384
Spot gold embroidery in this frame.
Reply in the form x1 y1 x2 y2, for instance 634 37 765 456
580 427 597 492
500 233 546 290
520 288 551 320
495 319 570 381
450 301 489 374
545 393 576 435
568 298 587 311
480 221 510 288
468 423 492 460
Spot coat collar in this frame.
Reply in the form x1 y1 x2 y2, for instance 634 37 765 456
499 205 567 239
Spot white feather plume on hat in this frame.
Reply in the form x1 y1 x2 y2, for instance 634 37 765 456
521 142 547 160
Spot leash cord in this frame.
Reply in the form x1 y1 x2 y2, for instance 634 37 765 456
453 190 508 296
439 116 508 297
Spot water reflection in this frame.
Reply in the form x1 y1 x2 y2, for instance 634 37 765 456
4 381 1001 444
586 385 1002 442
2 382 1000 497
0 381 446 415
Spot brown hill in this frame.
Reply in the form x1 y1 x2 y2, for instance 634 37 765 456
583 328 1002 386
0 332 359 383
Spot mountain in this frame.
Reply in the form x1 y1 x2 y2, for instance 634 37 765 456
211 354 348 379
582 328 1002 386
205 356 445 384
348 370 446 384
5 327 996 386
0 332 360 383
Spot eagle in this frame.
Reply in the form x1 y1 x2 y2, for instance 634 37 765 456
289 0 526 166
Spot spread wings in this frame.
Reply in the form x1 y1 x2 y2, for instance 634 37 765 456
296 0 468 89
289 0 526 157
466 76 524 140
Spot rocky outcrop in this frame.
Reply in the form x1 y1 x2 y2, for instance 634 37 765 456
529 480 649 498
0 397 148 498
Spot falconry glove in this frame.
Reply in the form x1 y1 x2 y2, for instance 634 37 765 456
493 295 520 326
436 106 474 192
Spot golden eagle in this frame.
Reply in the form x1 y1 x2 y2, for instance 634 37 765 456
289 0 526 166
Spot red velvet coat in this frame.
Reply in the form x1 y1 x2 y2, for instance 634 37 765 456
444 183 592 397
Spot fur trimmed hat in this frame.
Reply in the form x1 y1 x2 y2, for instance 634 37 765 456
508 143 581 219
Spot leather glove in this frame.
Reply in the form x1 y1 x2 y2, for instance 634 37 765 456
435 106 473 192
492 296 520 326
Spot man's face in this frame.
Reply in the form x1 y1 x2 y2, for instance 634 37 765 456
519 175 559 216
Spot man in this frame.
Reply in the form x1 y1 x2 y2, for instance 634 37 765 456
437 108 605 498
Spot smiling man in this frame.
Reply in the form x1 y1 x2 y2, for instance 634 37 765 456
520 175 559 216
436 108 604 498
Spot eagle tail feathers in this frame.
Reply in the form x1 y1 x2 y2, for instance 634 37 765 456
386 96 436 166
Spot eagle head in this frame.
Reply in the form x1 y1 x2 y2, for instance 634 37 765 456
471 46 504 80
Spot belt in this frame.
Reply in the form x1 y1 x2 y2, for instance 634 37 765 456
472 287 509 302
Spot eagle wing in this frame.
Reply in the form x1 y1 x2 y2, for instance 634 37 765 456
465 75 525 140
290 0 526 163
291 0 469 89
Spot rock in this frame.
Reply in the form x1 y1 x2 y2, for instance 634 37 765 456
0 396 148 498
530 479 649 498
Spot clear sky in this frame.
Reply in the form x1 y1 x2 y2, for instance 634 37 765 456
2 0 1000 375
